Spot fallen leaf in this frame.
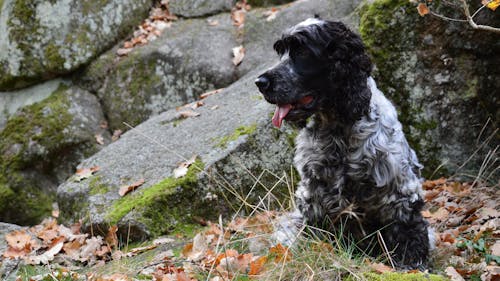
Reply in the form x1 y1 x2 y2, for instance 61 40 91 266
153 237 175 245
95 134 105 145
119 178 145 197
105 225 118 248
116 48 133 56
173 155 197 179
5 230 33 251
232 45 245 66
445 266 465 281
370 262 395 273
263 8 279 21
269 243 291 262
429 207 450 222
484 0 500 11
112 129 123 142
231 9 246 26
126 245 157 257
177 110 200 119
249 256 267 276
74 166 100 182
491 241 500 256
417 2 430 16
200 88 224 99
26 238 64 265
207 19 219 26
182 233 208 261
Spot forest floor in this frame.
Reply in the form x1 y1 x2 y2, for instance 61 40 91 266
1 178 498 281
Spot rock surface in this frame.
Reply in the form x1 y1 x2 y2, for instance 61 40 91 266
0 0 152 90
57 67 296 240
77 12 239 130
0 84 110 224
239 0 363 75
169 0 233 17
0 222 22 280
359 0 500 178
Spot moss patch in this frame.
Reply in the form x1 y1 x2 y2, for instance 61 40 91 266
0 84 73 224
88 176 110 195
216 124 257 148
106 159 207 236
359 0 443 177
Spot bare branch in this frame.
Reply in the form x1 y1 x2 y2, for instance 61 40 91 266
461 0 500 34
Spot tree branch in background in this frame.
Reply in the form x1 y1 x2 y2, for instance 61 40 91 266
415 0 500 34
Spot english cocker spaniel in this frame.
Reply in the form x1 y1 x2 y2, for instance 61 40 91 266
255 18 434 269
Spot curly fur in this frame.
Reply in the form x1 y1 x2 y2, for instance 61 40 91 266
255 18 434 269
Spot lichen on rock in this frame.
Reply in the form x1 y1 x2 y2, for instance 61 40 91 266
0 0 152 91
359 0 499 178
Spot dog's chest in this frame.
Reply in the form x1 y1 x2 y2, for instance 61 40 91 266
294 127 349 182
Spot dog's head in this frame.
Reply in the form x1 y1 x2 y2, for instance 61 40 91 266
255 18 372 128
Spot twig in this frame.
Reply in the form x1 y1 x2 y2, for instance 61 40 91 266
461 0 500 33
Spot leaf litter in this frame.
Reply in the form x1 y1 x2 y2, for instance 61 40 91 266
2 178 498 280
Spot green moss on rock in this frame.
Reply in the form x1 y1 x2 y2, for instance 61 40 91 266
107 159 206 236
359 0 443 177
0 84 73 224
216 124 257 148
88 176 110 195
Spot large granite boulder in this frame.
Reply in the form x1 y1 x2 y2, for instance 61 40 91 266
0 0 152 91
168 0 233 17
359 0 499 178
57 68 296 240
239 0 363 75
76 12 239 130
0 84 110 225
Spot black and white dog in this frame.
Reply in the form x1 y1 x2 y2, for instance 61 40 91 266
255 18 434 269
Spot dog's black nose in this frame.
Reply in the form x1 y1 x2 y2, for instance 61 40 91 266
255 76 270 92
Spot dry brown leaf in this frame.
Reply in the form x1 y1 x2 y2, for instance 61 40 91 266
423 178 447 190
173 155 197 179
74 166 100 182
200 88 224 99
491 241 500 256
484 0 500 11
417 3 430 16
182 233 208 261
430 207 450 222
370 262 394 274
263 8 279 21
112 129 123 142
232 45 245 66
78 236 103 262
445 266 465 281
116 48 133 56
249 255 267 276
5 230 33 251
231 10 246 26
105 225 118 248
177 110 201 119
269 243 291 262
95 134 105 145
207 19 219 26
26 238 64 265
153 237 175 245
125 244 157 257
119 178 145 197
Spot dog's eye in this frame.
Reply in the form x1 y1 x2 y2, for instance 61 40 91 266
292 48 311 60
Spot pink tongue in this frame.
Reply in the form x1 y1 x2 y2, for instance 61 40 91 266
272 104 292 128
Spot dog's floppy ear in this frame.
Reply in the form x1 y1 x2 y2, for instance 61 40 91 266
321 21 373 123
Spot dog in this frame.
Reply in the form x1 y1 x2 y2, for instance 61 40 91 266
255 18 434 269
